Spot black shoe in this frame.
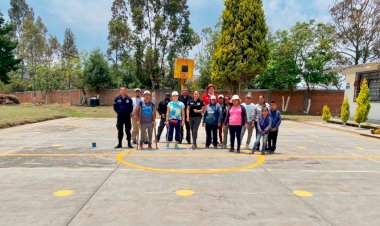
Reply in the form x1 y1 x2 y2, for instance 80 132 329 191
261 151 266 155
205 145 210 149
144 141 149 144
114 144 122 149
187 141 191 144
229 148 234 152
128 144 134 149
133 140 137 144
214 146 218 149
237 148 241 153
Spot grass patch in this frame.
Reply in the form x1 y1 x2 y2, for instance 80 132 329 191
282 114 322 122
0 104 116 129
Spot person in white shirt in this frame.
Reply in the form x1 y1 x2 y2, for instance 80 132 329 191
241 94 256 149
131 88 144 144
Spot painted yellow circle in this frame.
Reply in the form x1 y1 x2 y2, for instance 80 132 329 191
53 190 74 197
116 150 265 174
176 190 195 196
293 190 313 197
297 146 307 149
52 144 63 148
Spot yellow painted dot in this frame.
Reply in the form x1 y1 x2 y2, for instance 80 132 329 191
53 190 74 197
52 144 63 148
293 190 313 197
297 146 306 149
176 190 195 196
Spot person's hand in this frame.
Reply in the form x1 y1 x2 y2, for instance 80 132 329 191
261 131 265 135
202 123 205 127
137 121 140 125
252 121 255 127
152 121 156 126
186 117 190 122
223 124 226 129
161 114 165 119
218 123 221 127
245 124 248 129
181 121 185 127
165 121 169 126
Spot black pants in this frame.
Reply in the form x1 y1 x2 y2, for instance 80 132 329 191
156 117 167 141
181 120 191 143
117 114 132 145
268 130 279 152
229 125 242 150
205 124 218 147
254 121 261 150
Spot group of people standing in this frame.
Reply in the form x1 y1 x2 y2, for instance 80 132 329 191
113 84 281 155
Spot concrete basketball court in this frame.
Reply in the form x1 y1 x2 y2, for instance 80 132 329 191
0 117 379 226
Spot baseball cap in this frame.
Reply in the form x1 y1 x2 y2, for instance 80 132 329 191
134 88 141 92
143 90 151 95
218 95 224 99
172 91 179 96
210 95 217 100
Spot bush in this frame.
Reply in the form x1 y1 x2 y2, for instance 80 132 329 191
340 98 350 125
0 94 20 104
322 105 331 122
354 79 371 127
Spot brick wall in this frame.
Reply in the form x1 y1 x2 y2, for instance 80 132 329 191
9 89 344 115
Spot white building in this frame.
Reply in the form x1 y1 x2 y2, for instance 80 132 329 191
341 62 380 121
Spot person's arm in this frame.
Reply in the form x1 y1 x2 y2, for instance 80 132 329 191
187 105 191 121
217 105 222 125
181 105 185 127
165 103 170 125
136 106 141 124
202 106 208 126
113 97 118 113
275 111 282 129
264 117 272 133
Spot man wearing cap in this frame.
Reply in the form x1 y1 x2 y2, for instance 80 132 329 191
156 93 171 142
131 88 144 144
202 84 218 106
136 90 156 149
241 94 256 149
113 87 134 149
179 87 193 144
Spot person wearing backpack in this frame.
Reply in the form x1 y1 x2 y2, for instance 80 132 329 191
224 95 248 153
202 95 222 149
135 90 156 150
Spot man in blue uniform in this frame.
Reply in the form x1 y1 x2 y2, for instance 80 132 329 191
114 87 134 149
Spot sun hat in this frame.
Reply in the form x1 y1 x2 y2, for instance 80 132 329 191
231 95 240 101
205 84 217 91
172 91 179 96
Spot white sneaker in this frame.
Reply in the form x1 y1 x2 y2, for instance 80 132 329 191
245 145 250 150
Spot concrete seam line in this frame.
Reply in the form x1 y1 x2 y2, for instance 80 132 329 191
65 155 128 226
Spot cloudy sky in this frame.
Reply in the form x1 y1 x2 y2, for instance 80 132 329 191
0 0 332 53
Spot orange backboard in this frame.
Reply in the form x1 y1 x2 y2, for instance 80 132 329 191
174 58 194 80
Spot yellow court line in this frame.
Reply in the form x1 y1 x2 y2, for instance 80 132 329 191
116 150 265 174
1 153 380 159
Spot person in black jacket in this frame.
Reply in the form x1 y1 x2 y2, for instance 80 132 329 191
156 93 171 142
113 87 134 149
179 87 193 144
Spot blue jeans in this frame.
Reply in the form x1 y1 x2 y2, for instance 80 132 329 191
252 133 268 152
167 120 181 142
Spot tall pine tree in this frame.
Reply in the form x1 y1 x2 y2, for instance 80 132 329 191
0 13 21 83
62 28 79 88
212 0 269 93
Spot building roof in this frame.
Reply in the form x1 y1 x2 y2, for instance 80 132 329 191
338 61 380 74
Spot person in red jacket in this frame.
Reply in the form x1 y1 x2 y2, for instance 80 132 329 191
202 84 219 105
